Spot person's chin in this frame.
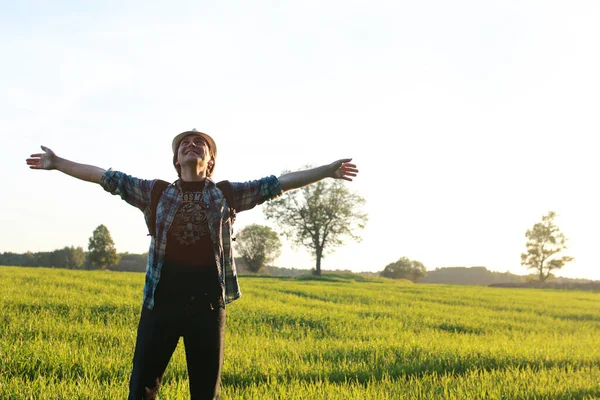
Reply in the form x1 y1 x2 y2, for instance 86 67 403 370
180 155 200 164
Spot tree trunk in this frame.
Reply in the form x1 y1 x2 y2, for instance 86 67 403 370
314 247 323 276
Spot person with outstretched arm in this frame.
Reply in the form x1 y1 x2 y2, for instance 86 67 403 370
26 129 359 400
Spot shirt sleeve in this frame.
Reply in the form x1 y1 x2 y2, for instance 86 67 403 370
100 169 154 212
230 175 283 212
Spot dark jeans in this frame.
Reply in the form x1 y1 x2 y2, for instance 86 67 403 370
128 294 226 400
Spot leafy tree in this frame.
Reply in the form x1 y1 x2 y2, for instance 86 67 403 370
264 177 367 276
88 224 120 269
48 249 64 267
521 211 574 282
64 246 86 269
34 252 52 267
23 251 36 267
114 252 148 272
381 257 427 282
234 224 282 273
48 246 85 269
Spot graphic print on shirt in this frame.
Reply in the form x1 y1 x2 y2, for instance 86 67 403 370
170 191 210 246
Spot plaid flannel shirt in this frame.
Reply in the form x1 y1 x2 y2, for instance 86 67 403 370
100 170 282 310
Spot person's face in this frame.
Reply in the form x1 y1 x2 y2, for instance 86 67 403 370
176 135 212 167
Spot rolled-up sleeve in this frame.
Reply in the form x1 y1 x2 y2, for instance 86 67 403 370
100 169 154 212
231 175 283 212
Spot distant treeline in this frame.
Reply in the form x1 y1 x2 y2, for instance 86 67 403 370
420 266 524 285
0 250 284 274
1 248 87 269
0 250 148 272
420 266 595 286
1 248 320 275
2 252 596 287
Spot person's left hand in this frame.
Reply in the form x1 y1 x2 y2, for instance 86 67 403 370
329 158 359 181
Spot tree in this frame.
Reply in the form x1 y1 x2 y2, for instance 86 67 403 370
48 246 85 269
88 224 120 269
521 211 574 282
34 251 52 267
114 252 148 272
381 257 427 282
64 246 86 269
234 224 282 273
264 177 367 276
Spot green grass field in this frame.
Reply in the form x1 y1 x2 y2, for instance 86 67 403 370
1 266 599 399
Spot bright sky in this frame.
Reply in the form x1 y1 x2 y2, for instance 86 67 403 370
2 1 599 280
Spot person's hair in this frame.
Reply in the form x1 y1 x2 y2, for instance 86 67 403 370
173 142 216 179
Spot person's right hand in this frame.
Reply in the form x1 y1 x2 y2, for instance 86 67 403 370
26 145 57 170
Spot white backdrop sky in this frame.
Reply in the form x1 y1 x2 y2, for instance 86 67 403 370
2 1 599 280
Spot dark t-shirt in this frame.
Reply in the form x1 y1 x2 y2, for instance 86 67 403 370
156 180 219 301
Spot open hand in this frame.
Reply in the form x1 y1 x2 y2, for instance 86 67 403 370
330 158 359 181
26 146 57 170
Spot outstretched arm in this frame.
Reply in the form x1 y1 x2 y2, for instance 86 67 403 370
26 145 106 184
278 158 358 192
